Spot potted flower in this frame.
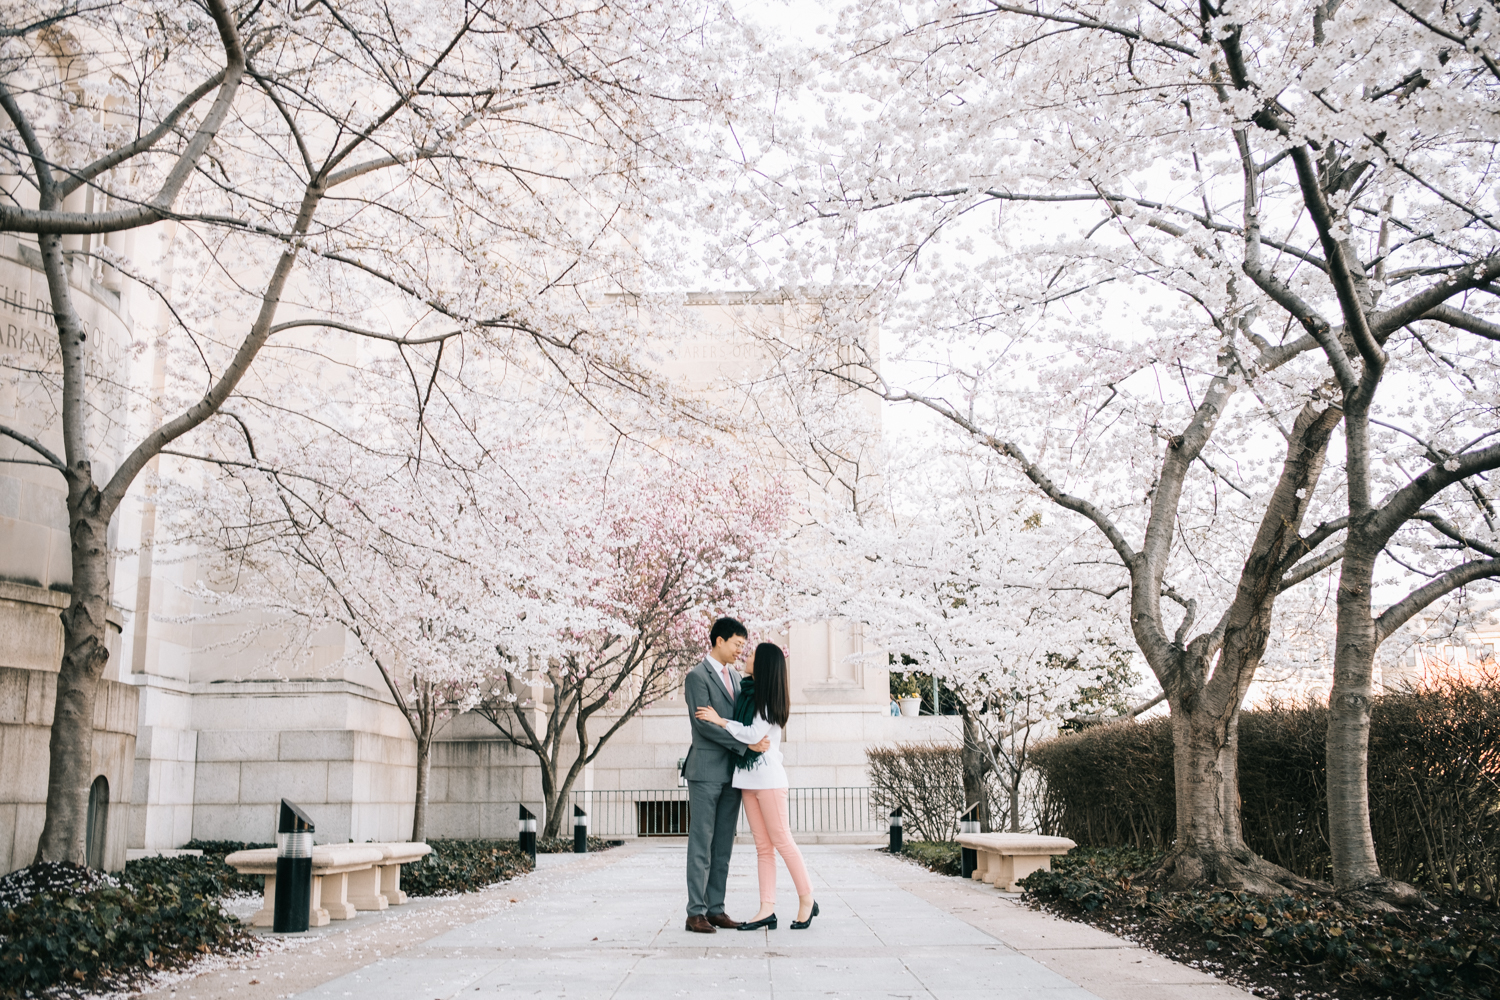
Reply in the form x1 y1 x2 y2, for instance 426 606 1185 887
892 673 924 717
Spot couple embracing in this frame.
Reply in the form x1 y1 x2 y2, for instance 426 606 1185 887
681 616 818 933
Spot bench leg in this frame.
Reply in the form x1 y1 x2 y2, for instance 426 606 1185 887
348 865 388 911
381 863 408 905
308 873 330 927
1002 854 1052 892
986 854 1016 889
251 875 276 927
322 871 357 920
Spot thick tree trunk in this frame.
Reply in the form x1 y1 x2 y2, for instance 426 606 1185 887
537 756 561 839
1326 543 1425 907
36 518 113 862
1327 547 1380 891
542 739 593 839
542 765 580 840
34 460 114 860
1148 692 1323 892
1160 699 1246 882
959 708 993 832
411 728 432 843
1151 668 1330 894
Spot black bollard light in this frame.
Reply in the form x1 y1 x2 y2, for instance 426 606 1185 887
888 806 903 854
273 799 315 933
960 804 979 879
573 805 589 854
518 804 537 862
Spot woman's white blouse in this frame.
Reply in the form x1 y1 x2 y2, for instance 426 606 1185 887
723 711 788 790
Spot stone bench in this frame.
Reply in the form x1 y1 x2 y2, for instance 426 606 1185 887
224 842 432 928
956 833 1076 891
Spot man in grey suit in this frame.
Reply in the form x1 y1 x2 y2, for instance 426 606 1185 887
682 616 769 933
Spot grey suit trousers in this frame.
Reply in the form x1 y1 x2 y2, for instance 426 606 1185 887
685 778 741 916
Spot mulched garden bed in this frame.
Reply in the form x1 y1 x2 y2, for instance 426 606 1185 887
535 835 623 854
1020 847 1499 1000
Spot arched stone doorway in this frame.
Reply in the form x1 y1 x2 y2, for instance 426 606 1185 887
86 776 109 869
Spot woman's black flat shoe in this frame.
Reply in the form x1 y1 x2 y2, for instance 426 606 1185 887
790 901 819 929
738 914 777 930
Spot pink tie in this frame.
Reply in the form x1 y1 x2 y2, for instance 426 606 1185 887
720 665 734 696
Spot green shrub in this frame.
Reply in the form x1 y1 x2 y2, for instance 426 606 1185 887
181 841 273 895
1030 678 1500 898
402 840 533 896
182 839 272 856
124 854 261 899
900 840 963 877
0 865 249 998
1023 848 1500 999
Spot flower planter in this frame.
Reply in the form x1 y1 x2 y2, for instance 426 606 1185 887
898 696 922 717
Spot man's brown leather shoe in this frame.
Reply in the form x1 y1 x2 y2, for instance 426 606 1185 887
706 912 740 929
685 915 716 933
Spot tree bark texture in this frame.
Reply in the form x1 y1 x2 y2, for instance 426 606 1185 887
1327 545 1383 893
959 708 993 832
411 722 433 843
34 227 118 864
36 500 113 864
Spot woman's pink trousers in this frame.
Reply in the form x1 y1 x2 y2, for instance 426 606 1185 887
740 787 812 902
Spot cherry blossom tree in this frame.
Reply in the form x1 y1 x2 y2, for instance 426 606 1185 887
0 0 752 862
193 460 588 843
476 463 790 839
698 0 1500 896
819 449 1143 831
170 380 582 842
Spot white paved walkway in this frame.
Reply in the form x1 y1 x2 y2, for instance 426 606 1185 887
257 844 1250 1000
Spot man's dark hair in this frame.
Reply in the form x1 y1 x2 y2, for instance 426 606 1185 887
709 617 748 646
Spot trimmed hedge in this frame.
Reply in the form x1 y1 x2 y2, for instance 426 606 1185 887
866 743 965 842
0 861 249 998
402 840 533 896
1030 678 1500 897
1023 848 1500 1000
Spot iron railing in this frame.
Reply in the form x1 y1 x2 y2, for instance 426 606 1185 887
568 787 880 837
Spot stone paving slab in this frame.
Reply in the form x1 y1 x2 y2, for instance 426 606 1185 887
134 843 1252 1000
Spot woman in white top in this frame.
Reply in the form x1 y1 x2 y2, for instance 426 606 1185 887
695 642 817 930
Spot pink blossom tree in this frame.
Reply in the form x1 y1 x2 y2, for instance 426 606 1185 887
477 463 790 838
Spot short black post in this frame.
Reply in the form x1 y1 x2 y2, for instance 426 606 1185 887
518 804 536 863
573 805 588 854
960 804 979 879
888 806 903 854
273 799 315 933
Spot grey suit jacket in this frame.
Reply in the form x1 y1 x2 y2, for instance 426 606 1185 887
683 656 745 783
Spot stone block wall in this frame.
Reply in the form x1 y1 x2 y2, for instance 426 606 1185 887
424 728 539 840
0 666 138 873
189 721 417 844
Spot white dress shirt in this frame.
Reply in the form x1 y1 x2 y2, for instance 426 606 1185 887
723 710 788 790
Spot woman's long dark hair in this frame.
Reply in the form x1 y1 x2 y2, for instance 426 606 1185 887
752 642 791 728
